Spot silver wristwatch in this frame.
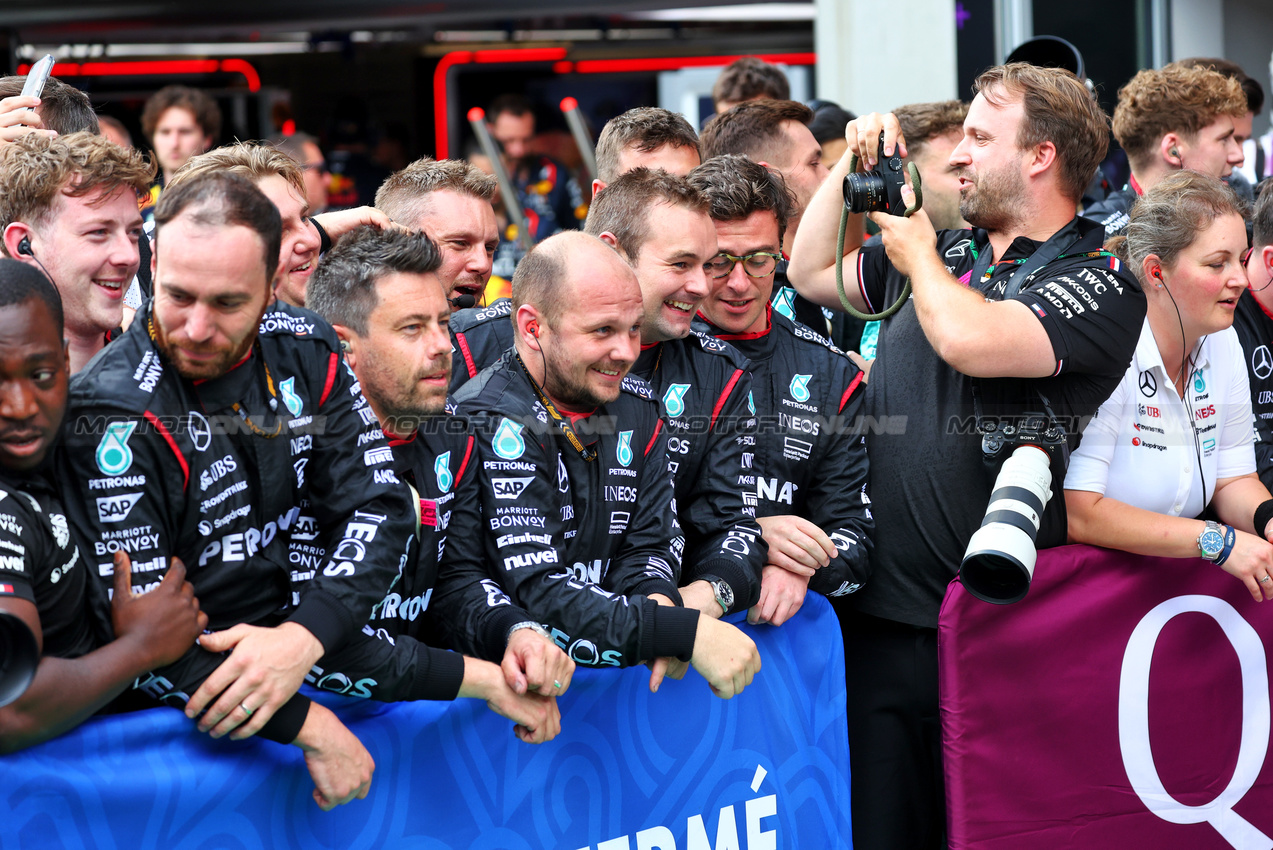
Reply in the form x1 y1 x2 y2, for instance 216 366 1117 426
508 621 551 642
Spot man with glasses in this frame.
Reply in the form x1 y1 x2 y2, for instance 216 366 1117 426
689 155 873 627
1237 184 1273 492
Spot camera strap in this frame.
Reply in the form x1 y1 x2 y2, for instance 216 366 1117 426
968 225 1094 299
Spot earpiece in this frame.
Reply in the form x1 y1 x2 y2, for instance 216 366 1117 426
1152 268 1164 288
1169 147 1180 161
339 339 351 353
17 236 32 257
529 322 539 337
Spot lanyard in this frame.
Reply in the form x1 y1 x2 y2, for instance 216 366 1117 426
514 352 597 462
147 314 284 438
967 230 1111 298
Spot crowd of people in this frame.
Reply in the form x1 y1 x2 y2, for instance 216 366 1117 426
1 50 1273 845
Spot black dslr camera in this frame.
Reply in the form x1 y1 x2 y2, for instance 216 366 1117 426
843 131 911 216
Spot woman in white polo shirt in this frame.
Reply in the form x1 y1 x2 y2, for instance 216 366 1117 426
1065 171 1273 602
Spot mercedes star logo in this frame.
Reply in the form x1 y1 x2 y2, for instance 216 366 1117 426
1138 370 1157 398
1253 345 1273 381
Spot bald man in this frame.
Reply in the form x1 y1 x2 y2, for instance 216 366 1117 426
446 231 761 698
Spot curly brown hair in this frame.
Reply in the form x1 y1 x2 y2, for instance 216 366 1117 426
0 131 154 249
974 63 1110 204
1112 65 1246 171
688 154 795 243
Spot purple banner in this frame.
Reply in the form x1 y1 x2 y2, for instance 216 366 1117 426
941 544 1273 850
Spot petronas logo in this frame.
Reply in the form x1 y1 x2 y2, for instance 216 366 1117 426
748 391 756 415
773 287 796 320
616 430 633 467
96 422 137 476
493 419 526 460
663 383 691 418
435 451 453 493
789 374 811 403
279 377 303 416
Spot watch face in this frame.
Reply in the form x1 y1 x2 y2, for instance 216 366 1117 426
714 580 734 607
1200 529 1224 557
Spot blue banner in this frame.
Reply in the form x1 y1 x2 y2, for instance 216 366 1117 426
0 594 849 849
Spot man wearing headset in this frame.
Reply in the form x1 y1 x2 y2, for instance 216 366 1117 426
0 132 153 373
1084 63 1247 238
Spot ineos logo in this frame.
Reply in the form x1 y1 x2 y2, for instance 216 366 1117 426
1138 370 1157 398
1119 595 1271 847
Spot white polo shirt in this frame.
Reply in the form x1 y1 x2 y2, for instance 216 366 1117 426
1065 318 1256 518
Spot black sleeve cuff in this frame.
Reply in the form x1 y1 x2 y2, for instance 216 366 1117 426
687 558 759 612
643 602 699 663
481 605 538 662
257 693 312 744
408 645 466 701
629 577 682 607
288 590 358 655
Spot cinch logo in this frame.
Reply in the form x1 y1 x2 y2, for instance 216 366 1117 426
663 383 691 418
789 374 812 403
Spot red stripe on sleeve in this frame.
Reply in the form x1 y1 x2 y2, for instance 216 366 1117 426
457 334 478 379
839 371 864 413
144 410 189 491
644 418 664 456
456 434 476 484
319 352 338 406
711 369 744 429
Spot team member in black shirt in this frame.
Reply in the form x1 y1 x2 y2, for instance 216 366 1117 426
305 225 566 740
688 156 873 626
789 63 1145 848
583 168 766 621
0 259 206 753
449 231 761 697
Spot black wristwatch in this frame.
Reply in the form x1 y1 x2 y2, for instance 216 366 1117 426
706 578 734 615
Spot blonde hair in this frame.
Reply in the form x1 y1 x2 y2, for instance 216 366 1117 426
170 141 306 208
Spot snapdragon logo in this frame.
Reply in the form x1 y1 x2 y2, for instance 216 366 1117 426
1119 595 1270 848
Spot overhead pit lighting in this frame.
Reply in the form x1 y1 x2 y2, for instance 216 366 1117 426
19 41 308 58
626 3 815 21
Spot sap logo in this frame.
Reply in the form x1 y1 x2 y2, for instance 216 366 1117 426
757 477 799 505
199 455 239 491
493 477 534 499
1195 404 1216 421
570 560 604 584
503 550 559 570
290 434 313 455
373 469 399 485
605 485 637 503
779 413 821 436
96 492 142 523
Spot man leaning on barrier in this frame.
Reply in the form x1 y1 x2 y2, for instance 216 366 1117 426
58 172 411 809
448 231 762 698
788 62 1146 848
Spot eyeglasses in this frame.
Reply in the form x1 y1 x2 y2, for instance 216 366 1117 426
706 251 782 279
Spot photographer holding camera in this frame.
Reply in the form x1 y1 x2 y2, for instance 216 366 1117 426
787 63 1145 848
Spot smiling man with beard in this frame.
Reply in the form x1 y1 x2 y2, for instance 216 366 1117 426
788 63 1146 848
58 172 419 810
448 231 761 698
0 132 153 373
